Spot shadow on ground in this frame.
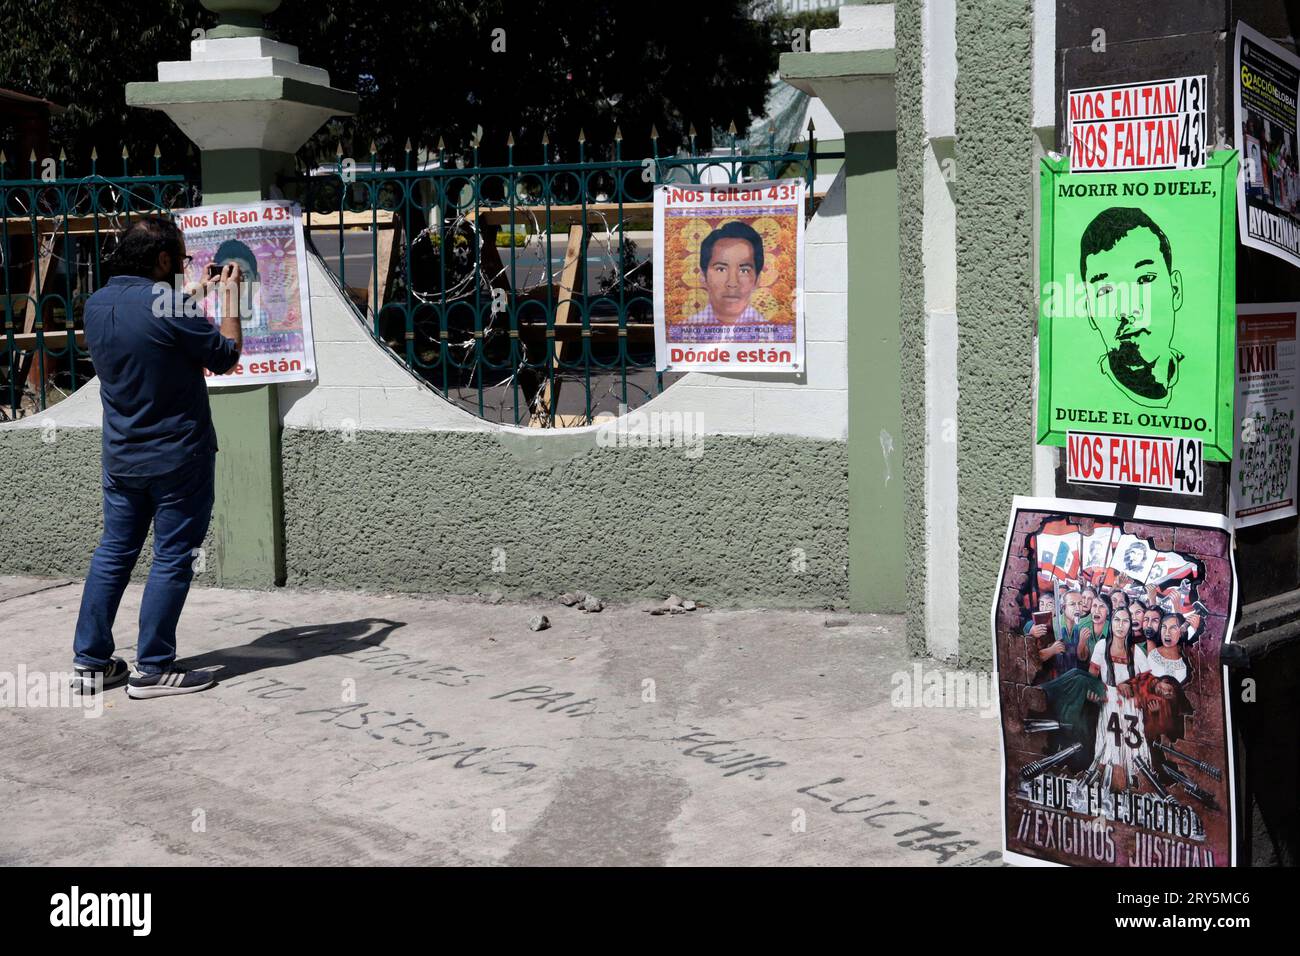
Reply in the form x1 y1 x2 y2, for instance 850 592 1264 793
178 618 406 682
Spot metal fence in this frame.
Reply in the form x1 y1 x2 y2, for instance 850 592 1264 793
283 127 835 427
0 131 837 428
0 149 193 419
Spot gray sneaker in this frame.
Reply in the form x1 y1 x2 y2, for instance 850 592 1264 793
127 667 216 699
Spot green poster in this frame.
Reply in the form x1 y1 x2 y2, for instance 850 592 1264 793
1037 151 1238 461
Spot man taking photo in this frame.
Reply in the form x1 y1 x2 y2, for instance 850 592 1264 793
71 216 243 699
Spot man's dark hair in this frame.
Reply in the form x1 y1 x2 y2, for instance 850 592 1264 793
213 238 260 279
699 220 764 275
1079 206 1172 279
110 216 183 279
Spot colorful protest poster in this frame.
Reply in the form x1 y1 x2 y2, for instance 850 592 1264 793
176 201 316 388
1068 76 1207 173
993 497 1238 867
1037 151 1238 461
1231 303 1300 527
1234 21 1300 268
654 179 804 373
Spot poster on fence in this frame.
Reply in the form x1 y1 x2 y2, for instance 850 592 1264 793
177 200 316 388
1036 152 1238 461
992 496 1238 867
1231 303 1299 527
654 179 804 374
1234 21 1300 269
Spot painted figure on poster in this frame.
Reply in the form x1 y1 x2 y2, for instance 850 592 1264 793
686 221 767 326
1079 207 1184 407
211 239 267 333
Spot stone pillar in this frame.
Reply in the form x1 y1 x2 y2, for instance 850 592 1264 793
125 0 357 587
782 4 905 613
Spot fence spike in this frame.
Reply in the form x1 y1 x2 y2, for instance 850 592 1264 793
506 131 514 147
578 128 586 144
368 139 378 155
437 135 446 151
404 137 412 152
728 119 737 135
807 117 816 135
90 146 98 162
0 149 7 165
121 145 129 159
30 148 37 162
688 123 697 139
335 141 344 158
153 144 161 159
541 131 549 146
650 123 659 140
614 125 623 141
59 147 67 162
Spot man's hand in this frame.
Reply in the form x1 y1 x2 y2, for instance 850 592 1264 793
1038 639 1065 661
1030 623 1049 640
212 261 244 361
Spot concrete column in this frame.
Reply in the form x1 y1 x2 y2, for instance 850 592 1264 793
782 6 904 612
125 0 357 587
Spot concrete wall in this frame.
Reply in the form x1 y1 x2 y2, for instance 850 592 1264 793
953 0 1035 666
896 0 928 655
0 177 853 608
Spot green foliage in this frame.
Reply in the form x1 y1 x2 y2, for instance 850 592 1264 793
0 0 211 176
273 0 782 168
0 0 794 175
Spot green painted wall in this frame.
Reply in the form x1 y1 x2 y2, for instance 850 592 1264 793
0 424 847 608
894 0 927 655
846 130 904 612
280 430 849 607
954 0 1034 666
0 427 218 584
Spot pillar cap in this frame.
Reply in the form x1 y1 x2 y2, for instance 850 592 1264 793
202 0 281 39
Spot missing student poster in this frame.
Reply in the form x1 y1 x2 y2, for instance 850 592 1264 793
654 179 804 374
992 496 1239 867
1232 303 1300 527
1037 152 1238 461
1234 21 1300 268
177 200 316 387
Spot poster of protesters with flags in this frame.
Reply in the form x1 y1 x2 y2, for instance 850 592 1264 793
653 179 805 374
992 497 1238 867
1235 21 1300 268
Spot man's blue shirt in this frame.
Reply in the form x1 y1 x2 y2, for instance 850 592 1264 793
84 274 240 477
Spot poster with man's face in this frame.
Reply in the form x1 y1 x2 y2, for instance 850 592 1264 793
177 200 316 388
1037 152 1237 460
653 180 804 373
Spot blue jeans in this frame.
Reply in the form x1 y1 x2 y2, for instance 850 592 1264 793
73 453 215 675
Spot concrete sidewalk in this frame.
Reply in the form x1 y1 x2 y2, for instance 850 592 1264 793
0 577 1002 866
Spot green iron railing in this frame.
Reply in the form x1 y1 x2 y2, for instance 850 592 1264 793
0 148 193 419
284 126 838 427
